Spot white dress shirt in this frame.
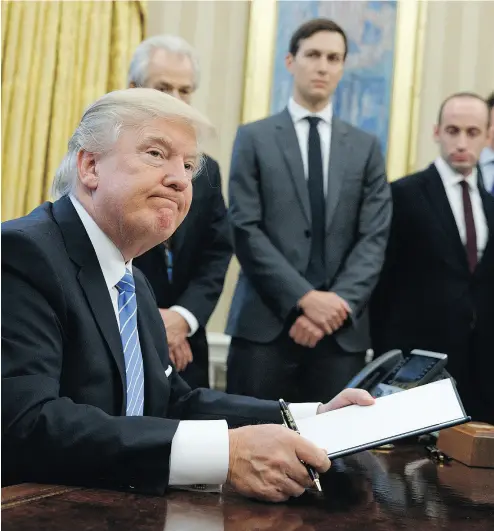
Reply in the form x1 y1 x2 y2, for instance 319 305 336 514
434 158 488 260
287 97 332 196
480 146 494 195
70 195 320 485
169 305 199 337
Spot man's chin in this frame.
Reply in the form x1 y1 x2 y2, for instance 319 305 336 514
154 207 179 230
450 162 475 175
308 90 330 102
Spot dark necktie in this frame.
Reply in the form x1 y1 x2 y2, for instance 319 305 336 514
460 180 477 272
305 116 326 287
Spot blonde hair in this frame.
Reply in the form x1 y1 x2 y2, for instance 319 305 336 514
52 88 214 199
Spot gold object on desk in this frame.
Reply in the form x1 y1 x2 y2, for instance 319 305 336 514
437 422 494 468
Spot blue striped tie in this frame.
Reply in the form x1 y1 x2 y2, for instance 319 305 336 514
116 269 144 416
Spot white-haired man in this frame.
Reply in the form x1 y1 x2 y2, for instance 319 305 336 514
128 35 232 389
2 89 374 500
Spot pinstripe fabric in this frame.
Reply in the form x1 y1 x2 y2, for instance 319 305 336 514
116 269 144 416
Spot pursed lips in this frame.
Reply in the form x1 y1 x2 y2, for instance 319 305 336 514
150 194 182 211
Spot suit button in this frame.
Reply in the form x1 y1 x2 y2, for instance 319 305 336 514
304 230 311 238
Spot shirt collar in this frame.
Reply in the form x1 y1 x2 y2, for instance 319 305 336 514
288 97 333 125
434 157 478 190
70 195 131 290
480 146 494 165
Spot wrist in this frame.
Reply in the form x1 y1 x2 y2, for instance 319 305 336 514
298 290 314 310
169 310 191 334
226 429 239 485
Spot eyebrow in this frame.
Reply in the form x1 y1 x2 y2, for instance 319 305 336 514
138 134 198 160
305 48 343 56
444 124 481 130
155 81 193 90
138 134 172 149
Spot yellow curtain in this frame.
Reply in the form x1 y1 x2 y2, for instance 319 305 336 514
1 0 147 221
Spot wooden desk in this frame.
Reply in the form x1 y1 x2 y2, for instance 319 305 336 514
2 445 494 530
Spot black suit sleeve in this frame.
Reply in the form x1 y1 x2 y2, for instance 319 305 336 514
166 372 283 427
175 159 232 327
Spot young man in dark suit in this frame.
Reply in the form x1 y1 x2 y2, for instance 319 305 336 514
226 19 392 403
129 35 232 388
371 93 494 424
2 88 374 498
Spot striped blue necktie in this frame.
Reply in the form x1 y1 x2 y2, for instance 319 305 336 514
164 242 173 283
116 269 144 416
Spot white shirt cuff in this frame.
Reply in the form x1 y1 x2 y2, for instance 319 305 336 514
169 306 199 337
169 420 229 485
289 402 321 419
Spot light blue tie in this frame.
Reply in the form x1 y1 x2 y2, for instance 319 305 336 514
116 269 144 416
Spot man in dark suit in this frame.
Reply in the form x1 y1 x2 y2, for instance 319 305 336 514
226 19 392 403
2 88 374 498
371 93 494 424
128 35 232 388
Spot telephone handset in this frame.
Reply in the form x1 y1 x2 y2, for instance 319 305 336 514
346 349 451 398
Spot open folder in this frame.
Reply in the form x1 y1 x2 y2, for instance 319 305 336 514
296 378 470 459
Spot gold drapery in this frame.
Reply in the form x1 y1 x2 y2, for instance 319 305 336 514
1 0 147 221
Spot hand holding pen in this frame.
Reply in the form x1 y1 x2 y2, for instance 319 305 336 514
226 420 330 502
279 398 323 492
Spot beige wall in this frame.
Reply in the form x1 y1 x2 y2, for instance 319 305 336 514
414 0 494 170
147 0 494 333
147 1 250 332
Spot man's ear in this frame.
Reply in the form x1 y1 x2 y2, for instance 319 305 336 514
77 150 99 191
285 53 294 74
433 125 440 144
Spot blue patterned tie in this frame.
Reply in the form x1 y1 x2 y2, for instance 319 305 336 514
116 269 144 416
164 243 173 283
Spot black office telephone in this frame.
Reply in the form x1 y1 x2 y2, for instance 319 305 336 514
346 349 451 398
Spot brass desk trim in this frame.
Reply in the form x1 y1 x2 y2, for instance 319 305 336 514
2 484 80 510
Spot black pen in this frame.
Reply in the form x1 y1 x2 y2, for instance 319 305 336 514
279 398 322 492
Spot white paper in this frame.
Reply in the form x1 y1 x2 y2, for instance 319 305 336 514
296 379 465 457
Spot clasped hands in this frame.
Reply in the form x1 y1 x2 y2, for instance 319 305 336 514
289 290 351 348
159 309 192 372
227 388 374 503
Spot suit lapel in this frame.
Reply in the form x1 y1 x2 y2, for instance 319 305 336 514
53 197 127 401
421 164 469 270
135 275 170 417
475 187 494 274
275 109 311 223
326 118 350 232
